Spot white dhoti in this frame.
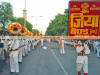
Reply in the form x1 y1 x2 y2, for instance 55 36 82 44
60 47 65 54
22 47 25 56
28 44 31 52
25 45 28 55
60 40 65 54
76 56 88 73
10 51 19 73
18 48 22 62
96 47 100 57
41 39 43 46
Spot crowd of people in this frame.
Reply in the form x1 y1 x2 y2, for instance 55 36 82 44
73 40 100 57
56 39 100 75
0 37 41 75
0 30 9 36
73 40 100 75
0 34 100 75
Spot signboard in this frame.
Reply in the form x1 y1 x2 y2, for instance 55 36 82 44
68 1 100 39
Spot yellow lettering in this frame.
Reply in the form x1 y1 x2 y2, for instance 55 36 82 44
90 7 100 11
71 13 83 28
71 28 89 35
71 28 76 34
84 15 99 27
71 8 80 11
71 13 99 28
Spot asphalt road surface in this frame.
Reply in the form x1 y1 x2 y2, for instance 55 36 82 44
1 42 100 75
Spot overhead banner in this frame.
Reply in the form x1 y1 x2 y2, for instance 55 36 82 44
68 1 100 39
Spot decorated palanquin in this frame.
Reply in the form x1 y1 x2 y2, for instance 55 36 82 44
68 1 100 39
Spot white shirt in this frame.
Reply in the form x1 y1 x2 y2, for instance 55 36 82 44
76 46 84 53
11 39 20 50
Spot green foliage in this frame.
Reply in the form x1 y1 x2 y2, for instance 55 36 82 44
0 1 40 34
64 9 69 16
10 16 17 22
9 17 33 32
15 17 33 32
45 9 68 36
32 29 39 35
10 17 33 32
0 2 13 29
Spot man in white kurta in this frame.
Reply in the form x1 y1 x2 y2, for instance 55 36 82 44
28 39 31 52
18 39 23 63
93 40 98 53
2 39 8 52
60 37 65 54
24 39 28 56
76 42 90 75
41 38 44 46
95 41 100 57
22 39 25 56
9 39 20 75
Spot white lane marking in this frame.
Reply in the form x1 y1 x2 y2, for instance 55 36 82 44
51 49 69 75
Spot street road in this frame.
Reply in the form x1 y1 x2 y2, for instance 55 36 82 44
1 42 100 75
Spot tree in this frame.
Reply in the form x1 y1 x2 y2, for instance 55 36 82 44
64 9 69 16
15 17 33 32
0 1 40 35
0 2 13 29
32 29 39 35
45 9 68 36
